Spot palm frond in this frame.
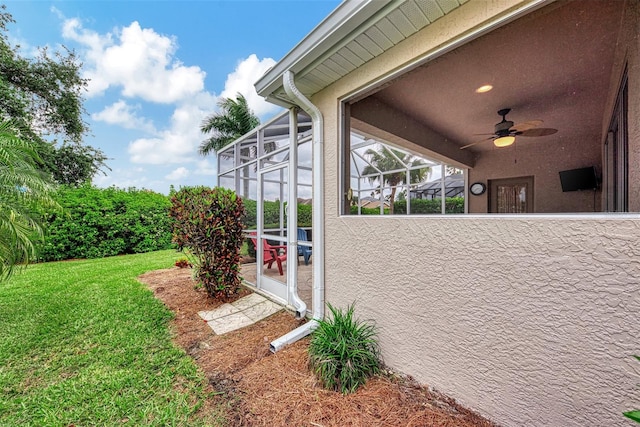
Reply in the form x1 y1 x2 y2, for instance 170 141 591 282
0 119 60 281
199 93 260 156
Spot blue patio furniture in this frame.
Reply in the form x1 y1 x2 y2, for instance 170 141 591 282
297 228 312 265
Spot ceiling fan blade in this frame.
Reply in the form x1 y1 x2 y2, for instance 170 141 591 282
460 136 493 150
519 127 558 137
472 132 496 136
511 120 543 133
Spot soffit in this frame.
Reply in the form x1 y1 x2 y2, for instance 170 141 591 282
256 0 468 107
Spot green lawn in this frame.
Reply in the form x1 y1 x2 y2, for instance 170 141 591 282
0 250 223 427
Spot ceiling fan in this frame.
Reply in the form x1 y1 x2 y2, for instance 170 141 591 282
460 108 557 150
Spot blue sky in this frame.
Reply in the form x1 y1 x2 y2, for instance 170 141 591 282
4 0 340 193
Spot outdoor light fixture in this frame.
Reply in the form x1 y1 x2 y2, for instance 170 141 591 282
493 135 515 147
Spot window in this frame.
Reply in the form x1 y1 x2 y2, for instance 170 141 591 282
345 131 466 216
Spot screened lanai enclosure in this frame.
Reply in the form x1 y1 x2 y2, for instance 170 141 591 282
218 109 469 308
348 133 467 215
217 110 314 310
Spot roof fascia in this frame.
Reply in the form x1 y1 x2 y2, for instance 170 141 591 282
255 0 404 101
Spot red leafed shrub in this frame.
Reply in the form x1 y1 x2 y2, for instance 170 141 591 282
169 186 245 299
174 258 192 269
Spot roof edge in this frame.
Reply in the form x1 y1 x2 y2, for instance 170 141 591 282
255 0 401 100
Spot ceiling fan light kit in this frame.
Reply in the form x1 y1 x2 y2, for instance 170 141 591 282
494 135 515 147
460 108 558 150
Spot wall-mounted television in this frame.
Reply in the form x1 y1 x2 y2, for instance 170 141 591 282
559 166 598 192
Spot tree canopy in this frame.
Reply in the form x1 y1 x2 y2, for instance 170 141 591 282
39 142 109 186
362 146 430 214
0 5 87 143
0 5 107 185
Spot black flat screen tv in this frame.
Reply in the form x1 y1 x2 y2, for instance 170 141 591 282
559 166 597 192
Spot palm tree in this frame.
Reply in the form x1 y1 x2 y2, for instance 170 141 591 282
200 93 261 198
0 120 60 281
199 93 260 155
361 146 430 214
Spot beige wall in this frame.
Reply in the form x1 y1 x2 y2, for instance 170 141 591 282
601 0 640 211
324 216 639 427
468 136 602 213
309 1 640 426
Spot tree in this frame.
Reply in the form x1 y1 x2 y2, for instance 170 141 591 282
0 6 88 144
0 120 60 280
200 93 261 199
0 6 107 185
38 143 109 186
361 146 430 214
199 93 260 155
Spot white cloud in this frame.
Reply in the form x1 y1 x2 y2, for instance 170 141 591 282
165 167 189 181
194 159 217 176
62 18 205 103
221 54 281 118
125 54 280 167
93 167 156 190
56 11 282 191
92 100 157 133
127 91 217 164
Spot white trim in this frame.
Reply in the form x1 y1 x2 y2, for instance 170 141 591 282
339 213 640 220
256 0 405 101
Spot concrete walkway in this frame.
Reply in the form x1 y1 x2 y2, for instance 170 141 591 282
198 293 281 335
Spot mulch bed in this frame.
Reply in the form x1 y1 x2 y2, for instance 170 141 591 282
139 267 497 427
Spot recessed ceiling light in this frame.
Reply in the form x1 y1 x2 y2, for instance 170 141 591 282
475 85 493 93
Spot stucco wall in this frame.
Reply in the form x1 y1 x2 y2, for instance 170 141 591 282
308 1 640 426
324 216 639 427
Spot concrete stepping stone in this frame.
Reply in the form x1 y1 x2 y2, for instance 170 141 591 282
198 293 282 335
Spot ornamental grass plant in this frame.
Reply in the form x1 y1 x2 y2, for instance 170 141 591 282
309 303 381 394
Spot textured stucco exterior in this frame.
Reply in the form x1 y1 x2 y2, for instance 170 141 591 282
306 1 640 426
325 216 639 427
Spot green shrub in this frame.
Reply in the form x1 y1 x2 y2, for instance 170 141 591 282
41 185 173 261
309 303 381 394
624 355 640 423
297 203 312 227
349 205 389 215
393 197 464 214
169 186 245 299
243 199 312 228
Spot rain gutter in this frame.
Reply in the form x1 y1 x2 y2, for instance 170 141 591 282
270 70 324 353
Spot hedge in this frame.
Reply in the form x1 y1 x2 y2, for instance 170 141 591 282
242 199 312 229
348 197 465 215
40 185 173 261
394 197 464 214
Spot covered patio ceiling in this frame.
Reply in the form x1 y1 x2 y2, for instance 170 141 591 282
350 1 623 165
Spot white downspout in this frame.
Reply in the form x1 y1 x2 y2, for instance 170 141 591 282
286 107 307 318
270 70 324 352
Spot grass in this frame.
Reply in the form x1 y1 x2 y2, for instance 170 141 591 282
0 250 223 427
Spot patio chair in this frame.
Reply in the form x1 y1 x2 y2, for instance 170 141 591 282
249 233 287 275
297 228 312 265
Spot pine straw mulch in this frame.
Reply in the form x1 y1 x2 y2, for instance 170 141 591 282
138 267 498 427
